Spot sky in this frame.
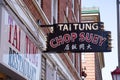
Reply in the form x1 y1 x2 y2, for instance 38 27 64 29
82 0 118 80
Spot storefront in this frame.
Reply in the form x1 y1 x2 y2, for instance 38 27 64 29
0 1 43 80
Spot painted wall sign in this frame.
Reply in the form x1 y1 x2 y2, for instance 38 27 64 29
0 8 41 80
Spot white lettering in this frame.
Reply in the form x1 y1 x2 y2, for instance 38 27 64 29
57 23 99 31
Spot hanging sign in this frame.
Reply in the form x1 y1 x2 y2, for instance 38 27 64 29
0 8 41 80
43 22 111 53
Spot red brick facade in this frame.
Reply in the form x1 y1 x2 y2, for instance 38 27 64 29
42 0 52 22
23 0 82 80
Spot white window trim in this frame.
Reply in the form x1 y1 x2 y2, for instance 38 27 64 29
72 0 74 13
66 6 68 17
51 0 58 24
72 53 75 66
78 54 80 75
82 53 86 62
77 10 80 22
35 0 41 7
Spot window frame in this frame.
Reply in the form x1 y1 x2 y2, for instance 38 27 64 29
51 0 58 24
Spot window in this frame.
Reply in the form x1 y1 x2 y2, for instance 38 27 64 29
36 0 42 8
66 6 69 17
78 54 80 74
77 10 80 22
82 53 85 62
36 0 41 4
72 0 74 13
51 0 58 23
72 53 75 66
46 61 55 80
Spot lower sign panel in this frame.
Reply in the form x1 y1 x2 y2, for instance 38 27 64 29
45 31 111 53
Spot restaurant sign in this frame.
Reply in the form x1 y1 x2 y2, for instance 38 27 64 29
0 8 41 80
43 22 111 53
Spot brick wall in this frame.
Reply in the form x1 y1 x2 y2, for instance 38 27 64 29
23 0 51 35
58 0 65 22
23 0 81 80
60 54 81 80
58 0 80 23
82 53 96 80
42 0 52 22
23 0 45 24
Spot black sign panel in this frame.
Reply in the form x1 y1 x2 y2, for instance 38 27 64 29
41 22 111 53
53 22 104 33
45 31 111 53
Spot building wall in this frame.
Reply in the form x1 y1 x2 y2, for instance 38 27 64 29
22 0 82 80
95 53 103 80
0 0 43 80
81 7 104 80
82 53 96 80
0 0 82 80
42 0 52 22
82 53 103 80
